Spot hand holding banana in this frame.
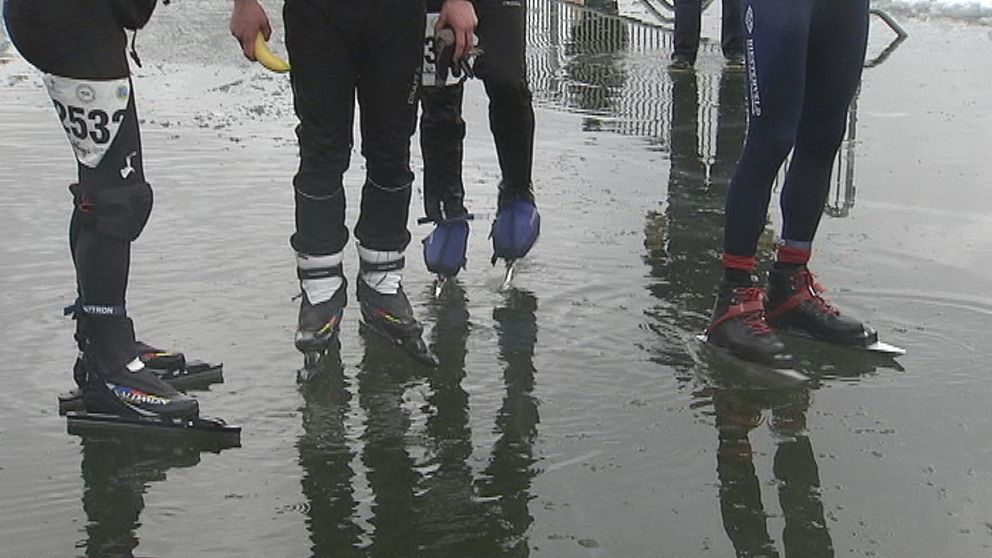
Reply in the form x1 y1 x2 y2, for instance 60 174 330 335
230 0 289 73
253 32 290 73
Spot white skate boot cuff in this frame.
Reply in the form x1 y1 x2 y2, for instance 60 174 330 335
357 246 403 295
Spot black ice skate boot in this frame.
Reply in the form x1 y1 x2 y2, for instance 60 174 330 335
707 279 793 368
295 252 348 354
356 248 438 367
73 308 199 420
766 266 876 347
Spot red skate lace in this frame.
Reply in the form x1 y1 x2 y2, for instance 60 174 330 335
797 270 840 316
733 287 772 334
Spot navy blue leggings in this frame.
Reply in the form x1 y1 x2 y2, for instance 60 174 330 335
722 0 868 263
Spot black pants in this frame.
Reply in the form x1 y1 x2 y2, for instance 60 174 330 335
286 0 425 256
4 0 155 364
419 0 535 221
672 0 743 62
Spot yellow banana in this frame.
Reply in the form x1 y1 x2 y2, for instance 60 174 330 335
254 32 290 73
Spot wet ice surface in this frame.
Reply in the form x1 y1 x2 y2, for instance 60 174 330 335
2 2 992 557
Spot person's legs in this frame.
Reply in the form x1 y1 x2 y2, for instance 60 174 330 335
419 84 468 222
721 0 814 275
672 0 703 65
420 0 468 222
354 0 422 253
720 0 744 59
778 0 868 247
284 0 362 351
285 0 358 259
354 0 436 365
766 0 871 345
707 0 816 364
4 0 195 417
475 0 535 204
474 0 540 266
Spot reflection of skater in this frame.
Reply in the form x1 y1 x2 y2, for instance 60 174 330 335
712 387 834 557
415 284 495 554
565 0 628 118
354 331 421 554
230 0 436 366
651 68 747 312
707 0 872 366
669 0 744 70
302 287 539 554
3 0 198 419
479 289 541 552
644 66 749 363
296 346 363 555
77 432 207 557
420 0 541 279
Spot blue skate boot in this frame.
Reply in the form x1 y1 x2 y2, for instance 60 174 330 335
491 186 540 286
423 218 470 277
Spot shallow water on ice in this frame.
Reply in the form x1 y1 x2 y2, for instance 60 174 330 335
2 2 992 557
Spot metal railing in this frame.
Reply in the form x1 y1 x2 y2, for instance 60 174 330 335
524 0 908 220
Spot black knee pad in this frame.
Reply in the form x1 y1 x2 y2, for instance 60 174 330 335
69 181 153 241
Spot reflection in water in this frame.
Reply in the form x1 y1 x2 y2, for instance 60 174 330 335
296 345 363 558
563 0 629 126
824 89 859 219
420 286 541 556
643 62 900 379
528 0 680 139
639 66 838 556
76 432 222 558
479 289 540 555
356 333 420 556
415 283 492 555
705 386 834 557
297 287 539 557
291 288 541 556
643 67 750 369
527 0 874 215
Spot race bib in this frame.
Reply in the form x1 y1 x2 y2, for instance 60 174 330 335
422 12 445 87
43 75 131 168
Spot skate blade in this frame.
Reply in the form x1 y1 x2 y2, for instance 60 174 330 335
694 333 811 388
499 260 516 292
863 340 906 355
359 321 439 368
434 275 448 298
779 327 906 357
66 411 241 448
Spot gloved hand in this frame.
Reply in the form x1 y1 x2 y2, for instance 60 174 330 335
434 27 481 84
